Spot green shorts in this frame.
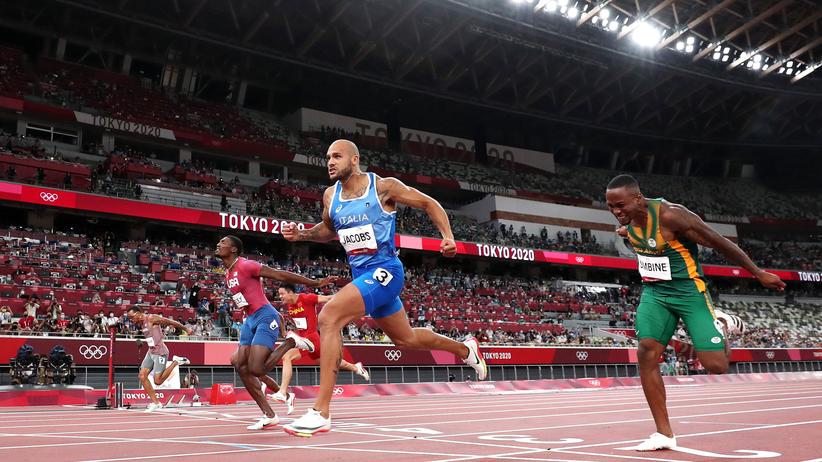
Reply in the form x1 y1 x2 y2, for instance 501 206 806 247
636 281 726 351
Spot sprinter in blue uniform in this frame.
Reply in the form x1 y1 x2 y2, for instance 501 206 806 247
282 139 487 437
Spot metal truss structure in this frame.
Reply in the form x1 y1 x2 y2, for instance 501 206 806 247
1 0 820 148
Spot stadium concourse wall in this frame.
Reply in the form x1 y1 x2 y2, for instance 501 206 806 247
0 371 820 407
1 180 820 283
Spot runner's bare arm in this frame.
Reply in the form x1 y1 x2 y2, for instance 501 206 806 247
282 187 337 243
378 177 456 257
662 204 785 290
259 266 339 288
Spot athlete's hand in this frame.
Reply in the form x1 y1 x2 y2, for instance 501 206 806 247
756 271 786 291
440 238 457 258
316 276 339 287
185 328 194 336
282 222 299 242
616 226 628 238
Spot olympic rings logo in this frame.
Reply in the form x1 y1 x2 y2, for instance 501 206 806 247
384 349 402 361
575 256 585 263
79 345 108 359
40 192 59 202
765 351 775 359
332 387 344 395
575 351 589 361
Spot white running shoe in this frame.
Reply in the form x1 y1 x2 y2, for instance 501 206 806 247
270 390 287 402
286 331 315 353
462 336 488 381
283 408 331 437
354 362 370 382
172 355 190 365
715 310 746 335
247 415 279 430
144 402 163 413
284 392 295 415
632 432 677 451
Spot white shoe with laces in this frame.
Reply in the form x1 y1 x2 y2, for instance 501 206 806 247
270 390 286 402
462 337 487 380
632 432 677 451
172 355 190 365
354 362 370 382
144 402 163 413
283 408 331 437
286 331 315 353
247 415 279 430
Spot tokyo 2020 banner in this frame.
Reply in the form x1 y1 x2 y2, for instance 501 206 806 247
0 181 809 282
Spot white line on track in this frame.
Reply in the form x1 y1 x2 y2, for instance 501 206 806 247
370 394 822 429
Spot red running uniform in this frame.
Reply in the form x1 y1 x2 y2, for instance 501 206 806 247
286 293 321 360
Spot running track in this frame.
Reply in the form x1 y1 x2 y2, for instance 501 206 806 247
1 379 820 462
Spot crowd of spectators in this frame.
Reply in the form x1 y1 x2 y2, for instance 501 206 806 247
37 58 270 143
701 240 822 271
6 128 822 271
397 207 608 254
0 47 31 98
1 227 819 348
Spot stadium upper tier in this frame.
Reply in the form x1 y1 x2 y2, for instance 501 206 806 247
3 131 822 272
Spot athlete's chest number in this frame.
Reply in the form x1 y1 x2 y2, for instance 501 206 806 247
231 292 249 308
372 268 394 286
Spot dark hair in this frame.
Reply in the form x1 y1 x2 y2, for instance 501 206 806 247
607 174 639 190
127 306 143 314
280 284 296 293
225 235 243 255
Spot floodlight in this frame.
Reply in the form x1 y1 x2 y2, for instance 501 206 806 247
631 22 661 47
567 6 578 19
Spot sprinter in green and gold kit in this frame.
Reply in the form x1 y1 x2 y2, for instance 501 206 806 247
605 174 785 452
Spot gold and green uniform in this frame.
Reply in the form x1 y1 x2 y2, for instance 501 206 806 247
627 198 725 351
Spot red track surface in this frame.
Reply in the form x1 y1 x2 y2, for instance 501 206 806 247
1 379 820 462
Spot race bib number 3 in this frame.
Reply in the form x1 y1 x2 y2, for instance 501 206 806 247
637 254 672 281
372 267 394 287
294 318 308 330
339 224 378 255
231 292 249 308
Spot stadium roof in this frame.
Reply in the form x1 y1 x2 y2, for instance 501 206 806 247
1 0 821 149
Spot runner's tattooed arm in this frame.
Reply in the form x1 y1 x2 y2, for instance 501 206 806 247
378 176 457 257
282 187 337 243
661 203 785 291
